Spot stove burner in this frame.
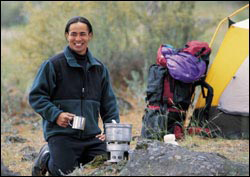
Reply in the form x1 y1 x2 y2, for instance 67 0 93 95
105 123 132 163
106 142 130 162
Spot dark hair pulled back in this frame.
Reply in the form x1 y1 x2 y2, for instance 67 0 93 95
65 16 93 35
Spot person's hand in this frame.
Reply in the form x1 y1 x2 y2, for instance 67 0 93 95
56 112 75 128
96 134 106 141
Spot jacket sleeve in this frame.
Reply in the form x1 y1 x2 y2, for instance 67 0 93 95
100 66 120 124
28 60 63 123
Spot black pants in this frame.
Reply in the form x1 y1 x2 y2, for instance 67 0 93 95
47 135 106 176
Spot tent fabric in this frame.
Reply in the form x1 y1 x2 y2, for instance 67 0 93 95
218 56 249 116
232 18 249 29
196 18 249 112
200 107 249 139
194 18 249 139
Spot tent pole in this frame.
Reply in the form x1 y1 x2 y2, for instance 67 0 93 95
209 4 249 48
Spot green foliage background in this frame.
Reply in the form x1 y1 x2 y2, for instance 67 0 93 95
1 1 249 114
3 2 202 86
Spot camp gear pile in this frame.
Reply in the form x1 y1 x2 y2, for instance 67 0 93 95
141 41 213 140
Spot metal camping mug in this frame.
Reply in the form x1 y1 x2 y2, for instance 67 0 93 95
68 116 86 130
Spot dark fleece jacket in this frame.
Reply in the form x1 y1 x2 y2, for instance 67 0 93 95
29 46 120 141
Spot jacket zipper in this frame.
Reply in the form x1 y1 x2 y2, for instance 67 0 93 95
81 87 84 116
81 66 89 138
80 68 85 138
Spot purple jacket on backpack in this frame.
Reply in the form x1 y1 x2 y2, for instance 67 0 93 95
163 48 206 83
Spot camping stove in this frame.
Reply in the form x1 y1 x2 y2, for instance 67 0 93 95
105 122 132 163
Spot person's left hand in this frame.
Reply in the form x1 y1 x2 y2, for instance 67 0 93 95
96 134 105 141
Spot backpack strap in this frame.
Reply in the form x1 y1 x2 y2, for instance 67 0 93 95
195 47 206 58
194 80 214 121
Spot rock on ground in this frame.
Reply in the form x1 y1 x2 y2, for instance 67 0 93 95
120 139 249 176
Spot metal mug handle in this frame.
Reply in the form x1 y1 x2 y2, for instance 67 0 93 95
68 119 73 127
68 115 75 127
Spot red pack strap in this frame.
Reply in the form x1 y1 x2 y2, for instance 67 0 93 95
163 76 174 106
148 105 161 110
148 105 185 113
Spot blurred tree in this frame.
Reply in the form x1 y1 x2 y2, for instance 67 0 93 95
133 2 198 62
14 1 205 89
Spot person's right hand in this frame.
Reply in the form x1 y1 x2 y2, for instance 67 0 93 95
56 112 75 128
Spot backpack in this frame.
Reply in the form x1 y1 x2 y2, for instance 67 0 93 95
146 43 212 112
145 63 195 113
141 42 213 140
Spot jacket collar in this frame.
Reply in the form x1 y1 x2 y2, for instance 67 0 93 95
63 46 101 69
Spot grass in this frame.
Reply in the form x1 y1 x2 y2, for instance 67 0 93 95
1 123 45 176
179 135 249 165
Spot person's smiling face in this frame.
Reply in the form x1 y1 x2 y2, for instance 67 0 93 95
65 22 92 55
